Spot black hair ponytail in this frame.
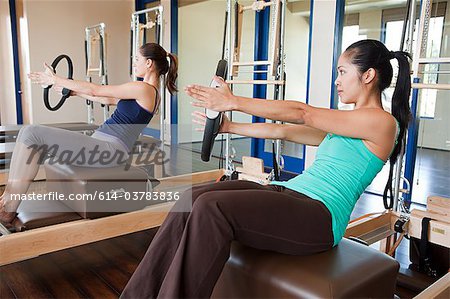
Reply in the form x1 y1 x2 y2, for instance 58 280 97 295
383 50 412 209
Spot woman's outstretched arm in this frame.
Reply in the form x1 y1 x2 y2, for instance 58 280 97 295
192 111 326 146
28 63 153 102
186 77 396 143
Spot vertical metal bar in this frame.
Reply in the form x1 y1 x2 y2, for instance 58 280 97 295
170 0 179 146
9 0 23 124
393 0 416 211
100 23 109 121
403 78 421 203
159 6 165 149
413 0 432 77
408 0 416 53
400 0 412 50
85 27 95 124
225 0 233 173
275 0 287 171
132 13 140 81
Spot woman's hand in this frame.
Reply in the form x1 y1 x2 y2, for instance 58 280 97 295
185 76 238 112
27 63 57 87
191 110 231 134
53 84 75 96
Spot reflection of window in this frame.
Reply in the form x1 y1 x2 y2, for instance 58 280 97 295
341 13 367 53
383 3 446 118
342 25 367 52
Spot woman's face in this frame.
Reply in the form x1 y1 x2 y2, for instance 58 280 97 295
133 51 150 78
334 54 363 105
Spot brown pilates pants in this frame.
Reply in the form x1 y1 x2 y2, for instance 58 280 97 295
120 180 334 299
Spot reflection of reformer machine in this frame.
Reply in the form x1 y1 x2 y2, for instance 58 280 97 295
202 0 286 182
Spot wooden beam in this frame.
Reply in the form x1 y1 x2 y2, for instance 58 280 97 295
410 209 450 224
226 79 285 85
0 203 172 266
414 272 450 299
411 83 450 90
409 211 450 248
427 196 450 221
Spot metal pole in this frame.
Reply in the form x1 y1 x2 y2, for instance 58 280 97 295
225 0 233 174
275 0 287 172
132 14 138 81
85 27 95 124
413 0 432 78
393 0 416 211
158 6 165 149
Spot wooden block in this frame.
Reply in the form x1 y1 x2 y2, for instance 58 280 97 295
428 196 450 218
408 213 450 248
411 209 450 224
238 173 270 185
241 156 264 175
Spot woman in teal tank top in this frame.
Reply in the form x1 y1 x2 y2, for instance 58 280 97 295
121 40 412 298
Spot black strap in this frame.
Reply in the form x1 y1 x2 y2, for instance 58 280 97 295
272 143 279 181
419 217 437 277
150 85 160 115
383 161 395 209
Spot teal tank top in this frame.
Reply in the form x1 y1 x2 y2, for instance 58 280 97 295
271 134 385 246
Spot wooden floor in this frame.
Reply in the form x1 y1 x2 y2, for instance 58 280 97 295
0 229 157 298
0 145 444 298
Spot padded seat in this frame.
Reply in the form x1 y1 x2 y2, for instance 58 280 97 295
212 238 399 298
45 163 159 219
12 198 82 231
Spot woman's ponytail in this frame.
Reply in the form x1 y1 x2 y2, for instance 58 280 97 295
389 51 412 165
166 53 178 95
382 50 412 209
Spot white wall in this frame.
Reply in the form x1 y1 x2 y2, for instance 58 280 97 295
0 1 17 125
305 0 337 169
20 0 133 125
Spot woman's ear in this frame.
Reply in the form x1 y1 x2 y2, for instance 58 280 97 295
146 59 153 69
363 68 376 84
